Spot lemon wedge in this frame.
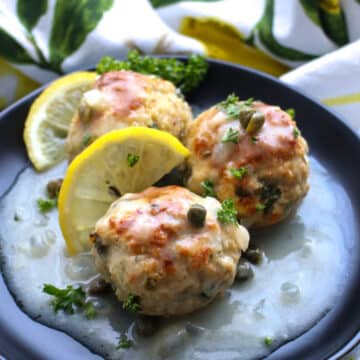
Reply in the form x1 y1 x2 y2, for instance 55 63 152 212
24 72 97 171
58 127 190 255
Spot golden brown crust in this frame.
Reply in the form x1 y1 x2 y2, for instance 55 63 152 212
66 70 192 160
186 102 309 228
91 186 249 315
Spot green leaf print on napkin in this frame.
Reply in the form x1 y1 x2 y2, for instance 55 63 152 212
257 0 318 61
49 0 114 72
300 0 321 26
319 2 349 46
151 0 220 8
300 0 349 46
17 0 47 32
0 27 34 64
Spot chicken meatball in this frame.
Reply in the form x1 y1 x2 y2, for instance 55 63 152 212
90 186 249 316
186 98 309 228
66 71 192 159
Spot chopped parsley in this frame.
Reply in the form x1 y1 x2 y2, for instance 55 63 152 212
117 334 133 349
225 103 241 119
264 336 273 346
217 199 238 225
251 136 258 143
123 293 141 313
219 94 254 119
244 97 254 106
37 198 57 213
84 302 97 319
127 153 139 167
96 50 208 94
261 183 281 213
82 133 92 146
255 203 266 211
230 167 247 179
43 284 97 319
222 128 239 144
293 127 300 139
201 179 216 197
220 93 239 107
286 108 296 119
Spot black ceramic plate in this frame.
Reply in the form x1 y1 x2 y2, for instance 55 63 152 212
0 59 359 360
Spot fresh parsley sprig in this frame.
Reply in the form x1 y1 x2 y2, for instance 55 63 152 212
43 284 97 319
219 94 254 120
293 127 300 139
222 128 239 144
127 153 139 167
37 198 57 213
117 334 133 349
286 108 295 119
217 199 238 224
201 179 216 198
230 167 247 179
123 293 141 313
96 50 208 94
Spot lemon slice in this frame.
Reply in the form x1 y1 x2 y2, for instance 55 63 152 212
58 127 190 255
24 72 97 171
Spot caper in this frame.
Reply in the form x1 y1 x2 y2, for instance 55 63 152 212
246 111 265 134
88 277 112 295
135 315 159 337
108 185 121 197
145 277 157 290
236 259 254 282
46 178 63 199
235 186 251 197
90 233 107 256
187 204 207 228
239 107 255 129
243 247 263 265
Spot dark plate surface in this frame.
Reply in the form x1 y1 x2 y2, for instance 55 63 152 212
0 59 359 360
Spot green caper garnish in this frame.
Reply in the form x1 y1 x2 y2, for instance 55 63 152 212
187 204 207 228
135 316 159 337
236 259 254 282
90 233 107 257
246 111 265 134
46 178 63 198
87 277 111 295
243 247 263 265
239 107 255 129
145 277 157 290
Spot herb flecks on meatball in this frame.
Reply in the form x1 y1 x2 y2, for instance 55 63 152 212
66 70 192 160
90 186 249 316
186 95 309 228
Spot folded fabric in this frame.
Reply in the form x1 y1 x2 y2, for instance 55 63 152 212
282 39 360 135
1 0 360 110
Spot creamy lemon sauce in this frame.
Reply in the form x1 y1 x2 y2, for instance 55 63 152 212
0 157 351 360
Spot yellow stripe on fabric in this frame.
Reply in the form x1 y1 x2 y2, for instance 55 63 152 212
322 92 360 106
319 0 341 13
180 17 289 77
0 97 7 108
0 57 39 109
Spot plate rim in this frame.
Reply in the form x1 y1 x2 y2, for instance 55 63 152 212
0 57 359 360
